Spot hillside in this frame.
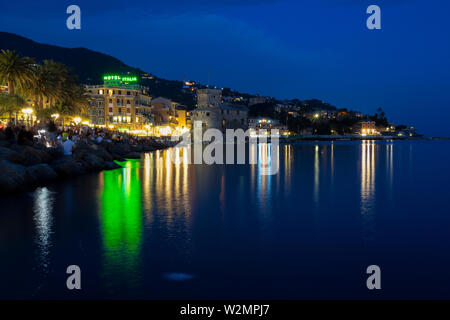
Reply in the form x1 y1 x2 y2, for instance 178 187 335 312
0 32 195 106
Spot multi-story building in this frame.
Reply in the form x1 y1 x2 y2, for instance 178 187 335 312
358 120 379 136
190 88 248 131
0 82 9 94
85 74 152 129
197 88 222 107
151 97 178 125
248 117 289 135
248 95 270 106
174 106 188 129
248 117 280 130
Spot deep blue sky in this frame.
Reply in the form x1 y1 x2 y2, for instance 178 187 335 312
1 0 449 136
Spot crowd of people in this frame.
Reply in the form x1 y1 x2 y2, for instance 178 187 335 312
0 121 171 156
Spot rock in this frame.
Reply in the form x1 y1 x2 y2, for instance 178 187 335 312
131 144 144 152
107 143 131 156
142 145 156 152
9 145 52 165
73 149 88 162
90 144 114 162
33 142 47 150
104 161 122 170
0 140 10 147
47 147 63 159
110 153 125 162
80 153 106 171
51 157 85 177
27 147 53 164
0 146 27 165
26 163 58 185
124 152 142 159
0 160 27 193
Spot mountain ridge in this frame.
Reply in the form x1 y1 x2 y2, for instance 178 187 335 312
0 31 195 106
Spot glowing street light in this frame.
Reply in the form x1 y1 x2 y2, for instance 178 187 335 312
21 108 33 128
22 108 33 115
74 117 81 125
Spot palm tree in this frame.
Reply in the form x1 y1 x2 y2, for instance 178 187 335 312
0 93 25 123
0 50 35 96
49 103 72 129
65 83 90 114
22 64 58 116
50 84 90 129
42 60 73 105
1 52 89 126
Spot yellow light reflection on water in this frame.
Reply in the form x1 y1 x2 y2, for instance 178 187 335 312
361 140 376 242
314 145 320 204
284 145 292 192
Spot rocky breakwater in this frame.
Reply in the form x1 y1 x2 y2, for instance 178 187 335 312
0 138 172 194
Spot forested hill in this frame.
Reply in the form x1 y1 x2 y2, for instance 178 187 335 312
0 31 195 106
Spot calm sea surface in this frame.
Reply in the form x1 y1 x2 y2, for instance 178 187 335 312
1 140 450 299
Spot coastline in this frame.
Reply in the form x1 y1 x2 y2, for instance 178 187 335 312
278 135 443 142
0 138 175 194
2 135 446 195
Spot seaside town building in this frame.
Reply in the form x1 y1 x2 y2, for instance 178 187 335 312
358 120 379 136
196 88 222 107
151 97 177 125
151 97 189 131
248 95 270 106
248 117 289 135
190 88 249 131
85 74 152 130
0 82 9 94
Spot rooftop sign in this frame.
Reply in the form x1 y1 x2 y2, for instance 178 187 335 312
103 75 138 83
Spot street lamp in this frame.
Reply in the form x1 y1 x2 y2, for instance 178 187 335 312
74 117 81 126
21 108 33 128
145 125 151 137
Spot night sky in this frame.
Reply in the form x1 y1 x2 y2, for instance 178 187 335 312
1 0 449 136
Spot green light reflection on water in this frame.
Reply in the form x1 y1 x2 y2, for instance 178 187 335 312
99 159 143 289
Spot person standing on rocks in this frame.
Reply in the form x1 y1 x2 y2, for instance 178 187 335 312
61 133 76 156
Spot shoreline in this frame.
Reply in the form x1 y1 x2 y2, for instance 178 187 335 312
0 138 175 194
1 136 448 195
279 135 449 142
